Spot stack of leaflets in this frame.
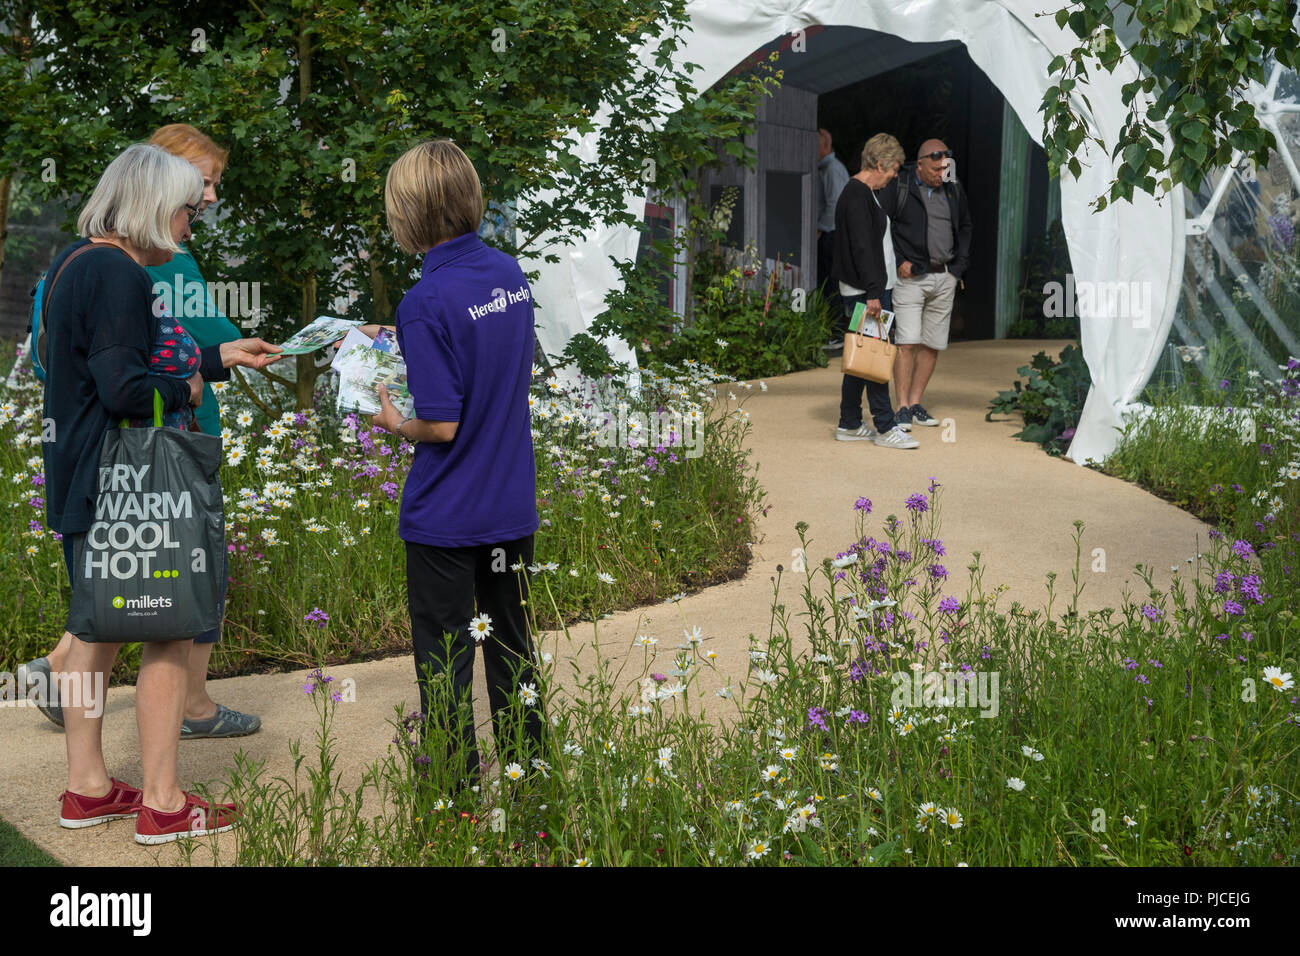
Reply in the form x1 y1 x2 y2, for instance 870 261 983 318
277 316 362 354
331 327 413 418
848 303 896 340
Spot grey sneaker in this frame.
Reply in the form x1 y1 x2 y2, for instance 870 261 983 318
873 425 920 449
181 704 262 740
911 404 940 426
835 424 877 441
894 406 913 431
19 657 64 728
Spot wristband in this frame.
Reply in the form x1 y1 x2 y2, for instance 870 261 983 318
396 416 415 442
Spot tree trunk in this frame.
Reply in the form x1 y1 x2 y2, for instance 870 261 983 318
296 275 318 409
294 18 319 410
368 222 392 321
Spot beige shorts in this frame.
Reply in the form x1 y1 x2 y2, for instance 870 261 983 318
893 271 958 350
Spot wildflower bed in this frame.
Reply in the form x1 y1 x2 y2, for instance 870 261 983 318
219 485 1297 867
0 348 764 679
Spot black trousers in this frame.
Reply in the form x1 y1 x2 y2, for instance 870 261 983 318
817 230 844 332
838 291 898 433
405 533 544 780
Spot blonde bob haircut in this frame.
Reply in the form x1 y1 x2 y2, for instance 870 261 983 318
861 133 905 174
77 144 202 254
385 139 484 254
148 123 229 177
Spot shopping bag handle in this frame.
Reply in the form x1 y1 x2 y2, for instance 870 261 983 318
119 389 164 429
848 301 887 341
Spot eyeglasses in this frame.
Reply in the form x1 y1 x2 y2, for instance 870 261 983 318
921 150 953 161
184 203 201 225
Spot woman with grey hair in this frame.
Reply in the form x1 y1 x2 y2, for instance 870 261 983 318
39 143 281 844
833 133 917 450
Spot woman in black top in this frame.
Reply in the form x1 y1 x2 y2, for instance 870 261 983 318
41 144 280 844
832 133 918 450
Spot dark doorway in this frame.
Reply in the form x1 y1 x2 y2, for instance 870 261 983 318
817 44 1050 340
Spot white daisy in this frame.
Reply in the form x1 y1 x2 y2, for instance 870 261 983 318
468 614 493 642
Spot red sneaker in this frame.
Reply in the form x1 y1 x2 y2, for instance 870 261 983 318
134 792 239 845
58 778 144 829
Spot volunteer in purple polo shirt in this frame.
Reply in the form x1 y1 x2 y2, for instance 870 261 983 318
371 139 544 787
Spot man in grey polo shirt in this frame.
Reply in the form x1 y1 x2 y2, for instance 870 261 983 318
875 138 972 430
817 128 850 346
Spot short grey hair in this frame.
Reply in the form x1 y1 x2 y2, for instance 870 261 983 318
77 144 202 254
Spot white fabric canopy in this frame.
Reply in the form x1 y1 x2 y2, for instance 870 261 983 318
522 0 1184 463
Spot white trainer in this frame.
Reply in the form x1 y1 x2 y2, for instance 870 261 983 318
835 424 878 441
873 425 920 449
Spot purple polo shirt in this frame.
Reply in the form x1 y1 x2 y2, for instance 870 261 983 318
395 232 538 548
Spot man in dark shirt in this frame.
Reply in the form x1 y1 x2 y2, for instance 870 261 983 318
875 139 972 430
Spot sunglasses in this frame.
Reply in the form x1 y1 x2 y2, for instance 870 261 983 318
921 150 953 161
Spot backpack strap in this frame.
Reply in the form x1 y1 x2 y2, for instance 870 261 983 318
894 167 910 219
37 242 133 372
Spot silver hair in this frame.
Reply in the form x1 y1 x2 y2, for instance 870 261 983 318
76 144 202 253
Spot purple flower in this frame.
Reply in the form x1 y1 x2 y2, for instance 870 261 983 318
651 673 666 683
1231 540 1255 559
1219 379 1231 390
1260 443 1274 457
1148 658 1162 668
304 607 330 629
302 682 316 695
845 710 869 726
1239 574 1264 604
905 493 929 513
854 496 872 513
1213 633 1228 641
928 564 949 581
1223 600 1244 616
1141 604 1162 622
1123 657 1139 671
28 496 43 509
807 706 830 732
380 481 400 501
1135 673 1149 685
938 596 960 614
31 473 45 487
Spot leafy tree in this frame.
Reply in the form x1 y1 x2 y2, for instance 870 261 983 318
148 0 778 408
1041 0 1300 210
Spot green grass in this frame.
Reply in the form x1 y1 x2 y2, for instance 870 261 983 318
0 815 61 866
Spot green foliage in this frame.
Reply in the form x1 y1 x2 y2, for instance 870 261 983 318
986 343 1092 452
1105 360 1300 563
1042 0 1299 210
208 489 1300 866
1 0 780 409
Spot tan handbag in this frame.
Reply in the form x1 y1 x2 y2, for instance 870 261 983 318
842 302 896 383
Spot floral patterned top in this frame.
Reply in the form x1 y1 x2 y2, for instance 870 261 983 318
129 309 201 431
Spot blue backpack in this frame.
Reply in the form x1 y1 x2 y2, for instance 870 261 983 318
29 243 125 381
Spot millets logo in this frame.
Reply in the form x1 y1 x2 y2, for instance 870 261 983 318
112 595 173 610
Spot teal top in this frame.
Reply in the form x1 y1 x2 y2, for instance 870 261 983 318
144 244 242 436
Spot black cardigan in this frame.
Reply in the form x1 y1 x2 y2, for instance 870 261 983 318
831 177 888 300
